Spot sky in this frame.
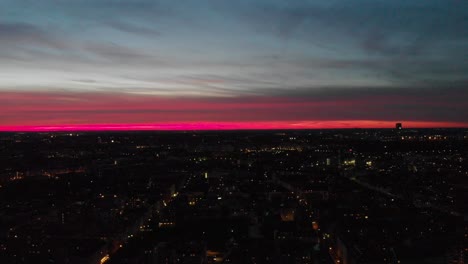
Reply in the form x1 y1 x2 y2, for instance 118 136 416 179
0 0 467 131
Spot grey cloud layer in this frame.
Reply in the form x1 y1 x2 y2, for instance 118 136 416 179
0 0 467 98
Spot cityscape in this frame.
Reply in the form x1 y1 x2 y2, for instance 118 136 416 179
0 127 466 263
1 0 467 263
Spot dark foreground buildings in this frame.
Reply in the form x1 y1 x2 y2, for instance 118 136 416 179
0 129 466 264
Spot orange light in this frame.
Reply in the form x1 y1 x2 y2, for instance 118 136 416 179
312 221 319 231
100 255 110 264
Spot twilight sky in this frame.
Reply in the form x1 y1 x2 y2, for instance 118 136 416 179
1 0 467 130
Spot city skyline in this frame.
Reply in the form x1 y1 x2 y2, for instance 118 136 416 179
1 0 467 130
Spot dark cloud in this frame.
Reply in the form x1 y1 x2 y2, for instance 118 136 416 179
266 85 467 102
107 21 161 37
0 22 67 50
82 42 164 65
227 1 468 54
72 79 97 84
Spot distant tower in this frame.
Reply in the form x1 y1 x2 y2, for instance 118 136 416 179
396 123 402 130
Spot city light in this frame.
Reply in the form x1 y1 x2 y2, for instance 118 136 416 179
100 255 110 264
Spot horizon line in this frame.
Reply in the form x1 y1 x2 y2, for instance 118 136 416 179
0 121 466 132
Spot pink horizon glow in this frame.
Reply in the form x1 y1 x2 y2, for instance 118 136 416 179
1 91 467 131
0 121 466 132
